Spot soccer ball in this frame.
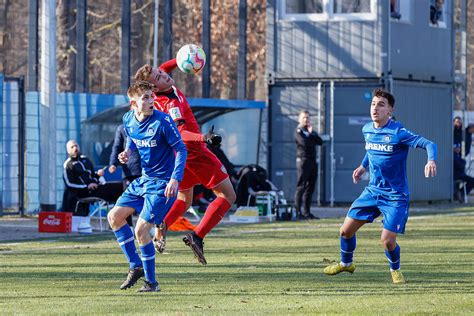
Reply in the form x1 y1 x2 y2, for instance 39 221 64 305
176 44 206 74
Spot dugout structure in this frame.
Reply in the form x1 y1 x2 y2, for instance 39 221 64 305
267 1 452 204
81 98 266 168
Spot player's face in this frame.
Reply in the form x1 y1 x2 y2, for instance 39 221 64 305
149 68 174 92
135 90 154 116
370 96 392 126
299 113 310 127
67 141 80 158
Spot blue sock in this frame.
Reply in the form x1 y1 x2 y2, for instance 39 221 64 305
340 235 356 264
385 244 401 270
139 241 156 284
114 225 142 269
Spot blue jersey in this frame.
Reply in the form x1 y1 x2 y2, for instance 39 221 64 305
361 119 437 196
123 109 186 181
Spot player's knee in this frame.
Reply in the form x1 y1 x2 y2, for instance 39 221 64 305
134 224 147 244
381 237 396 250
107 208 119 226
339 228 354 239
225 189 236 205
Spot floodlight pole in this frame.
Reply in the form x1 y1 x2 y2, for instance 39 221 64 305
153 0 159 68
39 0 57 212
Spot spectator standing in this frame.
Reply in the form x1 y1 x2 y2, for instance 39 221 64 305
294 110 323 220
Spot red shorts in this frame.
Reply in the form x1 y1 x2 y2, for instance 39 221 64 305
179 147 229 191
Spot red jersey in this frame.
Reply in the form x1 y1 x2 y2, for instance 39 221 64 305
153 87 206 155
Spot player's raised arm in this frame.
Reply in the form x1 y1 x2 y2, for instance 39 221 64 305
159 58 178 74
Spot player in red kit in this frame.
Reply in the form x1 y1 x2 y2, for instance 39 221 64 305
134 60 236 265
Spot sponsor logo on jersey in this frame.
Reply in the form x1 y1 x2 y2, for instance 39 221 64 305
132 138 158 147
147 127 155 135
169 107 182 120
384 135 391 143
365 142 393 152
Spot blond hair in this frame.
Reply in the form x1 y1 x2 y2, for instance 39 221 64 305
134 64 153 82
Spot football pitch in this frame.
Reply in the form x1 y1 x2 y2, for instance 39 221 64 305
1 213 473 315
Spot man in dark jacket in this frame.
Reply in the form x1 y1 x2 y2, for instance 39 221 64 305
108 124 142 189
295 111 323 219
62 140 121 215
453 144 474 202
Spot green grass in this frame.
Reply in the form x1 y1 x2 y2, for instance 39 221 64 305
1 214 473 315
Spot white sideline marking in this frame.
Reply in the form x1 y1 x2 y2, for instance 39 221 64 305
0 224 37 228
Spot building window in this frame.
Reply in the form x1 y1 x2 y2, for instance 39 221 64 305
430 0 447 28
280 0 377 22
391 0 413 23
333 0 371 13
286 0 323 14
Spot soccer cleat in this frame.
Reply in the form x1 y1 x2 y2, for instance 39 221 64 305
137 280 161 293
120 266 144 290
323 262 356 275
183 232 207 265
153 222 167 254
391 270 406 284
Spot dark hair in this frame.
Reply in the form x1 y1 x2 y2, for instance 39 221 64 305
373 88 395 107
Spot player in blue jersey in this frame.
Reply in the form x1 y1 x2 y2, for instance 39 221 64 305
107 81 187 292
323 88 437 284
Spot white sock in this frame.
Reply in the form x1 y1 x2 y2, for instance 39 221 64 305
340 261 352 267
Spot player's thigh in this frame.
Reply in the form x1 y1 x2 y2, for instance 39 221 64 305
378 197 409 234
340 216 367 237
188 149 229 189
108 205 135 225
114 193 143 216
347 189 381 224
212 177 236 202
139 179 177 225
179 166 199 191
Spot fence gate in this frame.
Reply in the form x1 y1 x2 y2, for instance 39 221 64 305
0 75 25 216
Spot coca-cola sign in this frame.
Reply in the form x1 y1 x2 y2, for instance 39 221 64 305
43 216 61 226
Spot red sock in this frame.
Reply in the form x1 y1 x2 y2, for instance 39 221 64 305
164 199 187 227
194 197 231 238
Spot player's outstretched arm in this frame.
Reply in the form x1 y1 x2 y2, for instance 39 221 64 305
352 165 366 184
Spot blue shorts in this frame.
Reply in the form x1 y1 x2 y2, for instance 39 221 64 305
115 177 176 225
347 188 409 234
